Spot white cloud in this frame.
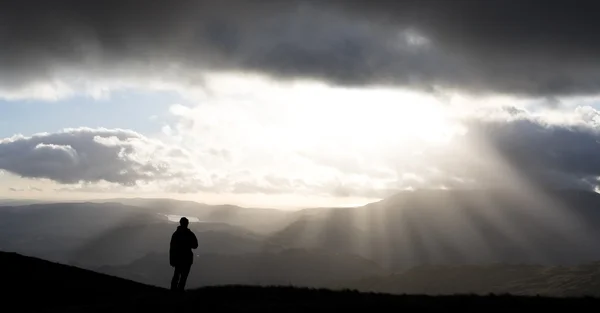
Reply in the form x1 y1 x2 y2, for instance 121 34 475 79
0 67 211 101
9 186 43 192
6 74 600 201
0 128 189 185
151 75 600 197
148 76 466 197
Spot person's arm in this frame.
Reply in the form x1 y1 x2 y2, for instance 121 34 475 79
190 232 198 250
169 233 175 267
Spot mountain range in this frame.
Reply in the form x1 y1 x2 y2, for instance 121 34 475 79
4 188 600 295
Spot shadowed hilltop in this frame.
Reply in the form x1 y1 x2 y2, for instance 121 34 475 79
4 251 600 313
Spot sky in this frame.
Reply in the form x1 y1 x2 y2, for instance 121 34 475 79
3 0 600 209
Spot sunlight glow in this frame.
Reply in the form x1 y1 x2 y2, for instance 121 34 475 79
154 73 474 202
191 72 466 157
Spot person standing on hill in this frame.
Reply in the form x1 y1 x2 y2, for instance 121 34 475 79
170 217 198 292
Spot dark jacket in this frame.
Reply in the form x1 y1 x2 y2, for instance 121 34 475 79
169 226 198 267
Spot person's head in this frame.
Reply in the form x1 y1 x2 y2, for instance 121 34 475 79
179 217 189 228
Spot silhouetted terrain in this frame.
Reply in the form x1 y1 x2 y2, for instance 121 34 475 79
342 262 600 297
272 189 600 269
68 221 282 267
5 188 600 295
1 251 164 312
98 251 600 297
91 198 295 233
4 251 600 313
97 249 385 288
0 201 285 267
0 198 49 206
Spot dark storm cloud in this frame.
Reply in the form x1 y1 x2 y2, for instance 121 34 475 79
2 0 600 97
339 0 600 96
429 115 600 191
477 119 600 189
0 128 183 185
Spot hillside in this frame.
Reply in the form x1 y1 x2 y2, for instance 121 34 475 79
4 251 600 313
0 202 284 267
342 263 600 297
272 189 600 270
6 189 600 295
1 251 165 312
90 198 295 233
97 249 386 289
67 221 282 268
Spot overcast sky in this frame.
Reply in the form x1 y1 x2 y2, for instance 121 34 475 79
2 0 600 208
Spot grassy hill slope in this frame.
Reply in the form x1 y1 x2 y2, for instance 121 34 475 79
4 251 600 312
342 263 600 297
1 251 165 312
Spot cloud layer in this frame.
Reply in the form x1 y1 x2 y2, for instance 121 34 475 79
155 81 600 198
0 128 184 185
3 107 600 199
2 0 600 98
426 112 600 192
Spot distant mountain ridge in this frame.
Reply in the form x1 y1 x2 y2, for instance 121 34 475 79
0 203 284 267
4 188 600 295
271 188 600 270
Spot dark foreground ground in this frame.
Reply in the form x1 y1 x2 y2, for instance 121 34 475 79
3 251 600 313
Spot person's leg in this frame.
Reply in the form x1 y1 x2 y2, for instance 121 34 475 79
171 266 181 291
177 263 191 291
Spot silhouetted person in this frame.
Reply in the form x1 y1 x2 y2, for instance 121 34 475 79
170 217 198 292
